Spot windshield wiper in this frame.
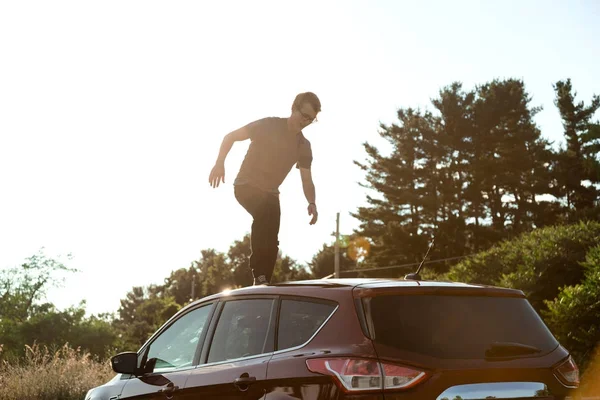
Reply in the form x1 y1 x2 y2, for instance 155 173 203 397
485 341 542 359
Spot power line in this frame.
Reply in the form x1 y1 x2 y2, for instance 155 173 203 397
339 246 596 275
339 254 476 274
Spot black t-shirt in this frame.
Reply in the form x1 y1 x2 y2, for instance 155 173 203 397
234 117 312 194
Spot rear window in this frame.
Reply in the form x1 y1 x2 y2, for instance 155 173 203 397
277 299 337 350
365 295 558 359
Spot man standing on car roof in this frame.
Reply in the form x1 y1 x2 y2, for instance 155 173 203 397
208 92 321 286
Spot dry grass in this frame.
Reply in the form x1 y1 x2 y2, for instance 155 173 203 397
0 343 115 400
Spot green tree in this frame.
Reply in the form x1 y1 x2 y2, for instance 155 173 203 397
308 238 358 279
353 79 553 274
0 250 119 360
226 234 309 284
0 249 77 323
159 266 198 305
553 79 600 216
271 255 312 283
113 285 180 350
194 249 234 297
353 107 439 271
228 235 254 287
473 79 554 234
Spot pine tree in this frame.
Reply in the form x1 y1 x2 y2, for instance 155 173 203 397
553 79 600 218
353 79 556 274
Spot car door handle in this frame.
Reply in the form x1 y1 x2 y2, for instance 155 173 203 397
233 374 257 391
234 376 257 385
158 383 180 394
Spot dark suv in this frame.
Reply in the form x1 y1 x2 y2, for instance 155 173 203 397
85 278 579 400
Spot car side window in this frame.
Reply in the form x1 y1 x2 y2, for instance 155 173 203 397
277 299 337 350
143 304 212 373
207 299 275 363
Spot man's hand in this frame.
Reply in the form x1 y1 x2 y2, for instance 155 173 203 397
307 203 318 225
209 163 225 188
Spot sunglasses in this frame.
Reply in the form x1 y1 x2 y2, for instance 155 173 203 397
297 109 318 123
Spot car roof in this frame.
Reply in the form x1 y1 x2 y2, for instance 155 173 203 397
186 278 524 307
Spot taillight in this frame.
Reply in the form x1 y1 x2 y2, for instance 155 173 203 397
554 356 579 387
306 358 429 392
382 362 428 389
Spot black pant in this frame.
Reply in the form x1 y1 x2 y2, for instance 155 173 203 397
234 184 280 283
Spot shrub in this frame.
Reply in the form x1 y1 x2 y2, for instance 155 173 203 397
544 245 600 374
447 220 600 312
0 343 114 400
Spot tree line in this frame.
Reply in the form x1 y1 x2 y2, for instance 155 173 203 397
353 78 599 275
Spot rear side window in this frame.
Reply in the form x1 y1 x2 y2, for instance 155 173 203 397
277 299 336 350
207 299 275 363
366 295 558 359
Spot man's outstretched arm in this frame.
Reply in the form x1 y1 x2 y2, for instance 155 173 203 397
209 127 250 188
300 167 318 225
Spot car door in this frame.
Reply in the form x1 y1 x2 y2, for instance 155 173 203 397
181 296 277 400
120 302 216 400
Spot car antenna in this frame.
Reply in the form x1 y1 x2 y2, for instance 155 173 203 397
404 237 435 281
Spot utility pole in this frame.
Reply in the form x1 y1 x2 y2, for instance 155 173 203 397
335 212 340 279
191 275 195 301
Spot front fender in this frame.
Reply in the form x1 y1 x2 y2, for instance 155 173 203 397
84 374 128 400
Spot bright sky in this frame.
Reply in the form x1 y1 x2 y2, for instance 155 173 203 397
1 0 599 316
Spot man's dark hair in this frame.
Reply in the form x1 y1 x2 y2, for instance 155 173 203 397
292 92 321 113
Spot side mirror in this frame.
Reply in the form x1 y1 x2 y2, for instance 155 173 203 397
111 352 138 374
